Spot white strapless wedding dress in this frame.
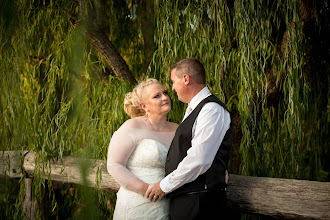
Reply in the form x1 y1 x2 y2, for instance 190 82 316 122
113 139 169 220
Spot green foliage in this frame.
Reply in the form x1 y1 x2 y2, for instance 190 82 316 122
0 0 129 218
151 0 329 180
0 178 22 219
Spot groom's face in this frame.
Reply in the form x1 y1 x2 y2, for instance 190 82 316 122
171 68 186 103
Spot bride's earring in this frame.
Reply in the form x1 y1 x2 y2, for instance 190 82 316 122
144 111 149 121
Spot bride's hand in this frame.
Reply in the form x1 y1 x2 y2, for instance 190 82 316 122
145 182 165 202
140 183 150 195
144 184 154 197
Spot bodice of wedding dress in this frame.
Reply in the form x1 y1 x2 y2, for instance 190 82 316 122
107 118 175 194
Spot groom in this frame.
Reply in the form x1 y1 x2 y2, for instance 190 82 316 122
146 58 232 219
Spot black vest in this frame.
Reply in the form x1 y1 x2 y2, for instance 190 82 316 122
165 95 232 198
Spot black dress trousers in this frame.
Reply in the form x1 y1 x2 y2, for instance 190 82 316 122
169 191 228 220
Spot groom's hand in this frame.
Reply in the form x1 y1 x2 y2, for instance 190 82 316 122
145 181 165 202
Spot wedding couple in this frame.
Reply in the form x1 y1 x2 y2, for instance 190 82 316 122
107 58 232 220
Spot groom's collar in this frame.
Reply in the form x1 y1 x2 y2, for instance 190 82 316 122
188 87 211 111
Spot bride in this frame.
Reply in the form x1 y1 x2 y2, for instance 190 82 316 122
107 79 178 219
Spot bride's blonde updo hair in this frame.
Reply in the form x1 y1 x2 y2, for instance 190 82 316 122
124 78 160 118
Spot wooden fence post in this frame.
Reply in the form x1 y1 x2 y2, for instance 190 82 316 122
23 178 35 220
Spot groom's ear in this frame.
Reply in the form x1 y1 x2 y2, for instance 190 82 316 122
183 74 190 85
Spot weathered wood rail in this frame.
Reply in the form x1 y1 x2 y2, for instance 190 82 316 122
1 151 329 219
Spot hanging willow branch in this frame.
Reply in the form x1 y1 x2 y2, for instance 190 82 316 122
226 0 320 174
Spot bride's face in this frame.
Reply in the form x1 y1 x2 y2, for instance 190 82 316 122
141 83 171 116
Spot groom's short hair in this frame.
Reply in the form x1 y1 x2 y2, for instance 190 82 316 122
170 58 206 84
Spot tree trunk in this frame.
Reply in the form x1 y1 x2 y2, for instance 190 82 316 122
229 113 242 174
79 0 137 87
87 27 137 87
138 0 155 74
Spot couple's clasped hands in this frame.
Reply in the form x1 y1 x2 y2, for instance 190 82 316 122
144 181 166 202
143 170 229 202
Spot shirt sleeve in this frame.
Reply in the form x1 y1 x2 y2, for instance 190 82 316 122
160 103 231 193
106 124 146 194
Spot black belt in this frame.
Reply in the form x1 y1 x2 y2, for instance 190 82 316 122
186 189 226 195
170 189 226 199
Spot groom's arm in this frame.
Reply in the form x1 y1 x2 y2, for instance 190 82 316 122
146 104 230 201
145 171 229 201
159 103 231 194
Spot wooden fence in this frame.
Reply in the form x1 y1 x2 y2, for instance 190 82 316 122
1 151 329 219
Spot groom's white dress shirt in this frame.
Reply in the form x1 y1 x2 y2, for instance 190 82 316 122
160 87 231 193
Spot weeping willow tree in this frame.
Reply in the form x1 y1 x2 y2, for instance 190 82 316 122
150 0 329 179
0 0 138 218
0 0 329 219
